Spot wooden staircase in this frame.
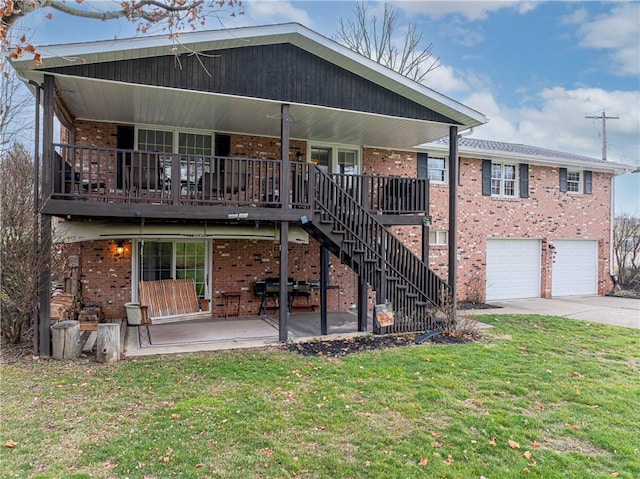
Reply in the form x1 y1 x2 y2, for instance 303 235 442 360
301 166 450 333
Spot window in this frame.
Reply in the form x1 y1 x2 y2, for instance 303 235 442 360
137 128 213 155
137 240 209 299
309 144 360 175
338 149 359 175
428 156 447 183
178 132 213 156
490 162 517 197
559 168 592 194
567 170 581 193
138 129 173 153
429 230 448 246
417 153 447 183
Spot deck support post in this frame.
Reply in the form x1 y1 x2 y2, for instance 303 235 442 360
357 276 367 332
320 245 329 335
278 104 291 342
30 81 41 356
448 126 459 306
37 75 55 357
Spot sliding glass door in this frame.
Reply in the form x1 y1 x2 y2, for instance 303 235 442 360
135 240 210 301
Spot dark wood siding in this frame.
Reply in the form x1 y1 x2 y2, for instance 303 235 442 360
45 43 456 123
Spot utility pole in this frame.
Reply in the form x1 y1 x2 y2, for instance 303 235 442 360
585 110 619 161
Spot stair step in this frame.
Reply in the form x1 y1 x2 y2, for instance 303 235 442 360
332 229 344 235
406 293 418 298
320 219 332 224
342 239 355 244
364 258 377 263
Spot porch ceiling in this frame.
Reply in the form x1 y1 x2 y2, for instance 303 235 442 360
48 74 457 149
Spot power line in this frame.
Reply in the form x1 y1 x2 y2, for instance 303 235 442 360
585 111 619 161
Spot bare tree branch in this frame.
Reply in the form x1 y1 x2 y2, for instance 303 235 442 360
2 0 243 64
335 1 439 83
613 213 640 287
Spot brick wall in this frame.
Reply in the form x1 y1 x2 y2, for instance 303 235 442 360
59 121 614 313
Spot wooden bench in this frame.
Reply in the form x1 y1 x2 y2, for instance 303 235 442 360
138 278 211 325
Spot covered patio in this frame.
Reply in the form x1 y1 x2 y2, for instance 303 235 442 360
124 311 371 357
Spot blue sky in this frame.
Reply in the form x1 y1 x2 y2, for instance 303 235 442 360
10 0 640 213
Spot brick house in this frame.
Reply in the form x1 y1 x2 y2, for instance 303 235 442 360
418 137 630 301
9 23 629 354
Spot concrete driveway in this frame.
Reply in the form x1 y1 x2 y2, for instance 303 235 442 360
476 296 639 329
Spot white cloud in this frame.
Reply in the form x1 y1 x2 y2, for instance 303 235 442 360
462 86 640 167
244 0 313 26
398 0 539 21
573 3 640 76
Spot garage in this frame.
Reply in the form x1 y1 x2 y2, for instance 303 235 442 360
486 239 541 301
552 240 598 296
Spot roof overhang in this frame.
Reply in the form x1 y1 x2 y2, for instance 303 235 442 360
10 23 487 148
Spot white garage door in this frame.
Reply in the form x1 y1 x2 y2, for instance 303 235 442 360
486 239 541 301
552 240 598 296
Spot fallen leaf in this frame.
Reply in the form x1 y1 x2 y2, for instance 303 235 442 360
568 424 581 431
424 357 430 362
543 436 550 442
431 432 442 438
508 440 520 449
524 467 530 474
4 440 17 448
432 442 443 449
532 440 540 449
576 387 581 396
489 436 497 447
569 371 585 378
524 451 532 460
611 473 619 477
171 413 180 420
444 455 454 465
419 457 428 466
263 448 273 456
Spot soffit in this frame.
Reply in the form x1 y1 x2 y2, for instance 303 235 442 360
48 74 454 149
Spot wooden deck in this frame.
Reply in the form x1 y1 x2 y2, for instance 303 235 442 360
45 144 429 224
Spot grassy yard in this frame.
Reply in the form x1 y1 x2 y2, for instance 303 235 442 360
1 314 638 478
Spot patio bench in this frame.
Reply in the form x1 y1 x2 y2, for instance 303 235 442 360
138 278 211 325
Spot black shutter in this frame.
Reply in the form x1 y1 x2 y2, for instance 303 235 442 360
584 170 592 194
482 159 492 196
116 125 135 189
559 167 568 192
519 163 529 198
417 153 428 179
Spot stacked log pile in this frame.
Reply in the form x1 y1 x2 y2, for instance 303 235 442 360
78 302 103 331
51 293 78 322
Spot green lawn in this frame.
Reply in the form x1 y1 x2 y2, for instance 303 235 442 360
1 314 639 478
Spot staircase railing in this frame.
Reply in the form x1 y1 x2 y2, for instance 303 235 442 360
309 165 450 333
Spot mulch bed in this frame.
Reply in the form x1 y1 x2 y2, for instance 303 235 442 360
284 331 469 357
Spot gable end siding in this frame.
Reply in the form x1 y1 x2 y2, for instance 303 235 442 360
45 43 457 123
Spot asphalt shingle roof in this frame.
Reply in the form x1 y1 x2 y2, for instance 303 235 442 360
432 137 608 165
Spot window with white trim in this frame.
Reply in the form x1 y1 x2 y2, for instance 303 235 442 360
417 153 448 184
427 156 447 183
309 143 360 175
137 128 213 156
137 240 210 299
567 170 582 193
429 230 449 246
491 163 517 197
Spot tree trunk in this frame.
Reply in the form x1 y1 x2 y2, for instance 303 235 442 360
51 320 81 360
96 323 120 363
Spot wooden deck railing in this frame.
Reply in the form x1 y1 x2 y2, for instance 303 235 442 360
52 144 428 214
310 165 448 333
